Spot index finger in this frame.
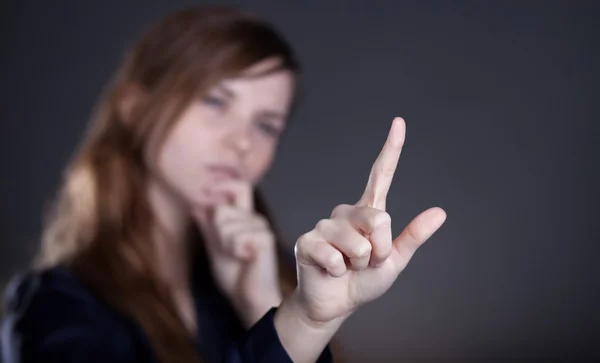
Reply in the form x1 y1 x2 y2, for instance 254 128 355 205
211 179 254 212
357 117 406 211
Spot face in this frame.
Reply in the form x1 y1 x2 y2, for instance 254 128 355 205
152 58 294 209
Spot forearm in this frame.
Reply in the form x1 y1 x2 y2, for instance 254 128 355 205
273 291 344 363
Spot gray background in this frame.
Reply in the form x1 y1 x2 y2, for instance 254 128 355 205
1 0 598 361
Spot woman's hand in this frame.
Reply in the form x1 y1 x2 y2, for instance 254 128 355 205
193 181 282 328
275 117 447 362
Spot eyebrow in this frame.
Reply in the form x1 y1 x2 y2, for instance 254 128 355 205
215 84 288 122
259 110 287 121
215 84 236 99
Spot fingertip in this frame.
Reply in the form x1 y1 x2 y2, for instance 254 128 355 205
369 249 392 268
326 253 347 277
413 207 447 242
328 264 347 278
430 207 447 226
393 116 406 129
327 251 343 265
366 216 393 266
370 258 387 268
374 211 392 229
327 267 344 278
355 242 372 258
390 117 406 147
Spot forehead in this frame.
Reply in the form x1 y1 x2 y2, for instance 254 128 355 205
220 60 295 112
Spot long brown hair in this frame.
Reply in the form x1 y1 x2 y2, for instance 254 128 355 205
34 6 313 363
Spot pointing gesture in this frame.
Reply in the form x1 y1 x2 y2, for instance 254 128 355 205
292 117 447 324
358 116 405 211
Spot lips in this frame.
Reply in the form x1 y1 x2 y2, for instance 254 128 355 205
206 165 242 180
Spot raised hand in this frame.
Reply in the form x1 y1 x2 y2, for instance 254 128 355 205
193 180 282 327
292 117 447 324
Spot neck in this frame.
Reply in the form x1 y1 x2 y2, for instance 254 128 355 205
147 178 192 292
147 178 200 335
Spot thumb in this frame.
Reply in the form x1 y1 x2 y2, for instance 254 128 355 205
390 207 446 273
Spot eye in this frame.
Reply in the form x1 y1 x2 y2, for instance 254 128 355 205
202 94 227 110
256 120 283 138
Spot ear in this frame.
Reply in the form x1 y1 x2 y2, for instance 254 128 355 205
117 83 146 124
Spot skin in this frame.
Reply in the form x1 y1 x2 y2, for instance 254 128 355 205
147 57 295 331
145 57 447 360
274 117 447 362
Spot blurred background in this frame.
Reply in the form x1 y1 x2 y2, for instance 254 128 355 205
1 1 598 361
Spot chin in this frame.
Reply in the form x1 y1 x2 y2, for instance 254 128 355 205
188 188 228 209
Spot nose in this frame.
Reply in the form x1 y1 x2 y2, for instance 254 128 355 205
223 123 252 157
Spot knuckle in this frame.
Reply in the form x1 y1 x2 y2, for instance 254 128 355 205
353 240 372 257
255 214 269 226
355 207 391 230
326 252 343 268
294 234 312 259
405 224 422 242
295 232 312 251
331 204 351 218
373 211 392 227
315 218 332 231
262 231 276 246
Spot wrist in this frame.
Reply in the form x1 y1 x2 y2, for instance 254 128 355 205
234 293 283 328
273 290 345 363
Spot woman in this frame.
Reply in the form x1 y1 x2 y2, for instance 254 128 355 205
1 5 446 363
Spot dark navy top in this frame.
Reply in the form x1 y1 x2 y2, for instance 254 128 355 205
0 252 333 363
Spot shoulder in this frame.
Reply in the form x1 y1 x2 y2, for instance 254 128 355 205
1 266 142 363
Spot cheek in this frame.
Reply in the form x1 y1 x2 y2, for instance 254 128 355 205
152 122 213 192
154 135 196 188
245 146 277 183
